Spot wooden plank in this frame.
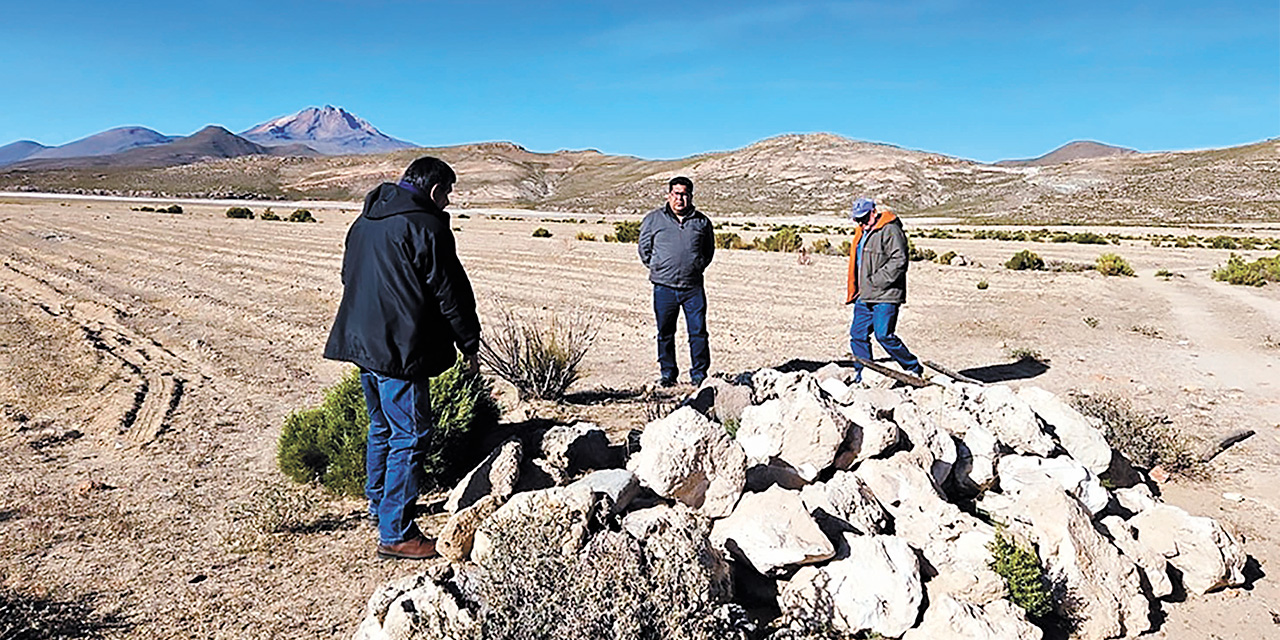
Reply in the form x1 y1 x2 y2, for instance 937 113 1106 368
922 359 986 386
852 356 933 388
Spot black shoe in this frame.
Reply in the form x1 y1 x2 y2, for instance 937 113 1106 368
690 375 707 387
659 377 677 388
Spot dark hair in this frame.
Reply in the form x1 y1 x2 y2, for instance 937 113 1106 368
668 176 694 192
401 156 456 193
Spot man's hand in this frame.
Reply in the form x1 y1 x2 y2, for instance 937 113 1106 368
462 352 480 377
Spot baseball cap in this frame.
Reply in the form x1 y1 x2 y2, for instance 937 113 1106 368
850 198 876 220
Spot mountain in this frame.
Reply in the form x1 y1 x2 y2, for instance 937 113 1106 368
1 133 1276 224
996 140 1138 167
0 141 49 166
27 126 176 160
240 106 417 155
6 126 317 170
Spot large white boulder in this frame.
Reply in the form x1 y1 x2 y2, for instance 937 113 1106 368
894 401 958 487
902 594 1042 640
710 485 834 576
735 379 852 481
1128 504 1247 595
1018 386 1112 475
436 494 501 562
997 454 1111 517
472 485 601 568
353 568 478 640
628 406 746 517
1099 515 1173 599
799 470 889 535
780 534 923 638
973 385 1056 457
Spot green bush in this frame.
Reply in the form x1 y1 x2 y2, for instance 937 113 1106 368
575 231 596 241
613 221 641 243
809 238 832 255
837 240 851 256
753 228 803 252
277 361 500 495
1005 250 1045 271
1095 253 1135 277
908 239 936 262
532 227 553 238
936 250 957 265
288 209 316 223
988 527 1052 619
1208 235 1239 250
977 280 989 290
160 204 183 214
1212 253 1280 286
260 209 281 221
714 232 744 250
225 206 254 219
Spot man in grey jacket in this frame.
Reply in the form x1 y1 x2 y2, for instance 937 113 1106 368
845 197 922 382
638 176 715 386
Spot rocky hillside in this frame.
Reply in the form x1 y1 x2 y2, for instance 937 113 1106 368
996 140 1138 167
2 134 1276 224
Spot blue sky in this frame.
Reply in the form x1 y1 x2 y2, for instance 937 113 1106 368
1 0 1275 162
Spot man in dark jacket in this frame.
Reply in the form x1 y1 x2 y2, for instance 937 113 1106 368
845 197 922 382
324 156 480 560
638 176 715 386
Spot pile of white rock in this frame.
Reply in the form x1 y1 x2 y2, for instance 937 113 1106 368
354 365 1249 640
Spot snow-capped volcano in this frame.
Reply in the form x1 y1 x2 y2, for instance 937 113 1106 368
240 106 417 155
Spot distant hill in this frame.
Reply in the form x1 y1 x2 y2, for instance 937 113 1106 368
996 140 1138 167
5 126 319 171
241 106 417 155
0 141 49 166
28 126 176 160
1 133 1276 224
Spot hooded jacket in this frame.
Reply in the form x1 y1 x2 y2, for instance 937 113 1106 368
846 210 909 305
324 182 480 380
637 205 715 289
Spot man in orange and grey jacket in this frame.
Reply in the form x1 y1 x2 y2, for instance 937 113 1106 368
846 197 922 382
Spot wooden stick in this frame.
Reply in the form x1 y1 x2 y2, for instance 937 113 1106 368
1199 429 1256 463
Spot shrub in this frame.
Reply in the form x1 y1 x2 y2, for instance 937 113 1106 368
575 231 596 241
1208 235 1239 250
532 227 553 238
908 239 936 262
837 240 851 256
936 250 957 265
989 527 1052 619
1095 253 1135 277
221 481 317 552
1070 393 1197 473
1005 249 1045 271
1083 316 1099 328
613 221 642 243
1046 260 1093 273
1154 269 1174 278
1212 253 1280 286
479 304 599 400
809 238 832 255
135 205 155 212
225 206 254 219
977 280 989 290
260 209 281 221
277 361 499 495
714 232 743 250
288 209 316 223
160 204 183 214
753 228 804 252
1007 347 1044 362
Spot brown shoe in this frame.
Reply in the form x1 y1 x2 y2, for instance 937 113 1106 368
376 536 438 560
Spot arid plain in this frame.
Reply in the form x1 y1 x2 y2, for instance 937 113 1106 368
1 195 1278 638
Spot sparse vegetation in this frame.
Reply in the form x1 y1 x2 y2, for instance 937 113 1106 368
288 208 316 223
1005 250 1045 271
1130 324 1162 339
1071 393 1198 473
1154 269 1175 279
613 220 641 243
159 204 183 214
478 304 599 400
715 232 746 250
936 250 957 265
532 227 553 238
225 206 254 219
0 585 134 639
260 208 281 221
976 279 989 290
1095 253 1135 276
1083 316 1099 328
1212 253 1280 286
754 228 803 252
1006 347 1044 363
907 239 936 262
575 231 596 241
988 527 1052 619
221 481 318 552
276 362 499 495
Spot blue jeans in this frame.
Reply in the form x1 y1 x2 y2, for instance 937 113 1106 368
360 370 431 545
850 300 920 375
654 284 710 383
